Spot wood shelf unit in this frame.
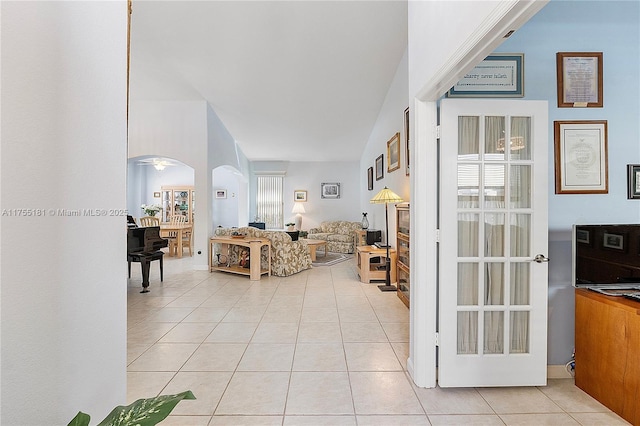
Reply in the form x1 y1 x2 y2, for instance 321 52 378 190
209 237 271 280
211 264 270 278
575 288 640 425
396 202 410 307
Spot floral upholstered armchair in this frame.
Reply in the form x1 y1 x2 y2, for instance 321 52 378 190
213 226 312 277
307 221 362 254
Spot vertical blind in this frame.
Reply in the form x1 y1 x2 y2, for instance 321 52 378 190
256 175 284 229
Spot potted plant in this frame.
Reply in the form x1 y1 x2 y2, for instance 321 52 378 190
68 390 195 426
141 204 162 217
285 222 295 231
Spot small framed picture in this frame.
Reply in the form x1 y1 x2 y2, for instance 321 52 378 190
367 167 374 191
294 190 307 202
603 232 624 251
153 191 161 198
375 154 384 181
215 189 227 199
321 182 340 199
387 132 400 173
627 165 640 199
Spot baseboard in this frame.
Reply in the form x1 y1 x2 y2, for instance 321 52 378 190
547 364 573 379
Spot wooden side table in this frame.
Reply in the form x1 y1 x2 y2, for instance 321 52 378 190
209 237 271 280
356 246 397 283
301 239 327 261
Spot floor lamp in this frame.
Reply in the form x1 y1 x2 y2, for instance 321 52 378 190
370 186 403 291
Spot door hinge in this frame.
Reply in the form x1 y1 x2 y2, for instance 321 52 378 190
435 332 439 346
435 229 440 243
435 125 441 139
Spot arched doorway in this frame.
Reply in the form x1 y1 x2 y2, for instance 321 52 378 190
127 155 195 222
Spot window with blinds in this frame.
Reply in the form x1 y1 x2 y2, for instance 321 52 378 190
256 175 284 229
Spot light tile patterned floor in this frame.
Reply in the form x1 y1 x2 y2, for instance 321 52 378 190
127 255 629 425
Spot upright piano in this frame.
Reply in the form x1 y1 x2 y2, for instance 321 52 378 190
127 226 168 293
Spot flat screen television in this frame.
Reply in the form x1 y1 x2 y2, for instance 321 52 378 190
572 224 640 297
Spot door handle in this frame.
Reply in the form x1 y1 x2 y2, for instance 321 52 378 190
533 254 550 263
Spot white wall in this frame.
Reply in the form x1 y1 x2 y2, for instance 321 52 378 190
128 101 249 267
1 1 128 424
129 101 210 268
213 166 241 228
250 161 360 230
360 48 410 244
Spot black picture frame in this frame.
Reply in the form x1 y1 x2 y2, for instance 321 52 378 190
367 167 373 190
375 154 384 181
628 164 640 199
321 182 340 199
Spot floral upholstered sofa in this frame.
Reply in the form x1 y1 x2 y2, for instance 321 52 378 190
214 226 312 277
307 221 362 254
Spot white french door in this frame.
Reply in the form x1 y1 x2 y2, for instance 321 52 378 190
438 99 549 387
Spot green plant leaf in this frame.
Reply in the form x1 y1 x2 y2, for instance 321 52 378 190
96 390 196 426
67 411 91 426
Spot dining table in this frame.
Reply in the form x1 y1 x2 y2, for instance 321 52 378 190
160 223 193 258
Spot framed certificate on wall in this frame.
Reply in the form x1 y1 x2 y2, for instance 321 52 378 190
556 52 603 108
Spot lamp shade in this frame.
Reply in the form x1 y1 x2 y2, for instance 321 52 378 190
370 186 403 204
292 203 306 214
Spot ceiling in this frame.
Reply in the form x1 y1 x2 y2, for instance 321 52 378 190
129 1 408 162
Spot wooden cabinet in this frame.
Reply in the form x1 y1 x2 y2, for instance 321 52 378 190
396 202 410 307
161 186 194 223
575 288 640 425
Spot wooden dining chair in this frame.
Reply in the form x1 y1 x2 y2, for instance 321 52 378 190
166 215 187 256
170 228 193 257
139 216 160 227
169 214 187 225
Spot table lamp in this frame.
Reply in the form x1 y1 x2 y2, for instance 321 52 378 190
292 202 306 231
370 186 403 291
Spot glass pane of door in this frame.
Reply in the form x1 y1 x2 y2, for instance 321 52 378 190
455 111 535 359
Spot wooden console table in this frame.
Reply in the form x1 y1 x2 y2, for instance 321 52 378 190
575 288 640 425
209 237 271 280
356 245 397 284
